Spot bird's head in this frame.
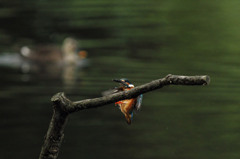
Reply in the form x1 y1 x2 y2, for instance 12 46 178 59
113 78 134 88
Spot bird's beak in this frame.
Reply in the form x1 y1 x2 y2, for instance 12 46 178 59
113 79 122 83
113 79 128 87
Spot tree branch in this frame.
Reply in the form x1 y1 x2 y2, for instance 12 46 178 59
39 74 210 159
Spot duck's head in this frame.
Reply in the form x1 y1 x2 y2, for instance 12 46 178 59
62 37 79 55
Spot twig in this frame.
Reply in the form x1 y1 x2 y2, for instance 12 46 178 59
39 74 210 159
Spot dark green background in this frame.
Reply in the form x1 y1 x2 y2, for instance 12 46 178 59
0 1 240 159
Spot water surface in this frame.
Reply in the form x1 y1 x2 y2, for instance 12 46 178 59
0 1 240 159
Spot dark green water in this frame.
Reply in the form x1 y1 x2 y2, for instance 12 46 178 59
1 1 240 159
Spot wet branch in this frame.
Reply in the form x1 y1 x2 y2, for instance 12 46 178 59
39 74 210 159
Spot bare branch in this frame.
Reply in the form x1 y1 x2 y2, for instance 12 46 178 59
62 74 210 113
39 74 210 159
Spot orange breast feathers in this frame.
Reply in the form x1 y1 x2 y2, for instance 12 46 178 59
115 87 137 114
115 98 137 111
115 98 137 124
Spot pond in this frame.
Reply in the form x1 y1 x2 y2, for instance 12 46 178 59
0 1 240 159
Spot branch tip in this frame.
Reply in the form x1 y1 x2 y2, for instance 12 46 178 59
51 92 65 103
204 75 210 85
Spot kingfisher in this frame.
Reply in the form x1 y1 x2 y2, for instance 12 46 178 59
108 78 143 125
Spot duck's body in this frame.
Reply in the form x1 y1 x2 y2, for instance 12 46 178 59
20 38 78 67
18 38 88 73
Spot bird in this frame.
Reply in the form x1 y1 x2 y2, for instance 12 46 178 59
17 37 89 75
111 78 143 125
20 37 87 66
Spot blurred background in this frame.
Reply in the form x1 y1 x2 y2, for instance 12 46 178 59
0 0 240 159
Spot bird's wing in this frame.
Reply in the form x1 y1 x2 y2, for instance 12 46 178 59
135 94 143 111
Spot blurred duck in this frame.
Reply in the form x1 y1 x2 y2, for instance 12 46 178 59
0 37 88 74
